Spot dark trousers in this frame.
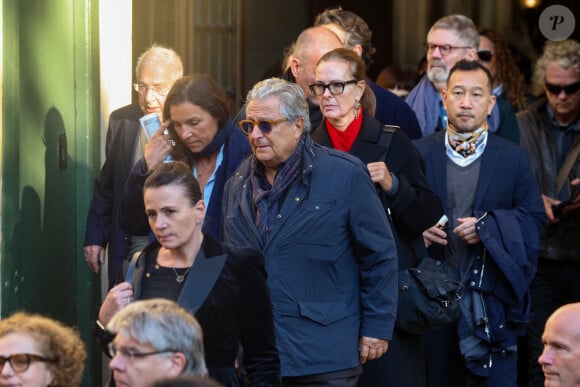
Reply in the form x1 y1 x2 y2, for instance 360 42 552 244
527 258 580 387
283 367 361 387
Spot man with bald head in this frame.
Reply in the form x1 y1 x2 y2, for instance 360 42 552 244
236 27 342 131
539 303 580 387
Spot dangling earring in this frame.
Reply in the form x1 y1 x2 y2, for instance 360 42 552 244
354 100 361 119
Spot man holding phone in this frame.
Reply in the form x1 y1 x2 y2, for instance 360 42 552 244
517 39 580 387
84 45 183 288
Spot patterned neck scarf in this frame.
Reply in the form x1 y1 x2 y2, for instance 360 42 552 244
446 122 488 158
445 122 488 167
251 135 305 240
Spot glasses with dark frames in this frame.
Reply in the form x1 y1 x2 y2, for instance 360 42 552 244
239 118 288 135
309 80 359 96
0 354 54 373
107 343 177 361
477 50 493 63
545 81 580 96
424 43 472 56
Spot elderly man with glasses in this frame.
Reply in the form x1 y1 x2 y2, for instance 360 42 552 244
84 45 183 288
224 78 398 386
406 15 515 142
106 298 209 387
517 39 580 387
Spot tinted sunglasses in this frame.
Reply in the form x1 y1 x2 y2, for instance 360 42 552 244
239 118 287 135
545 81 580 96
477 50 493 63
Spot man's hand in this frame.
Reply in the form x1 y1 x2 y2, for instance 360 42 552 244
359 336 389 364
562 178 580 216
367 161 392 192
454 217 480 244
84 245 105 273
422 224 448 247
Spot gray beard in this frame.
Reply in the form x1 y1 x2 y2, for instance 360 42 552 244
427 67 449 84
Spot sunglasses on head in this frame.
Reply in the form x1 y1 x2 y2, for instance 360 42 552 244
239 118 287 135
545 81 580 96
477 50 493 63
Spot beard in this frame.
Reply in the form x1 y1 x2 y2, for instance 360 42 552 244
427 59 449 84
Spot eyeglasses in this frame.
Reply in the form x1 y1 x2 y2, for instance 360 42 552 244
133 83 171 97
309 80 359 96
545 81 580 96
239 118 287 135
107 343 177 361
477 50 493 63
0 354 54 373
425 43 472 56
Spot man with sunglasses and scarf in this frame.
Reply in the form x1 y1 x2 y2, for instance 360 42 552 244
415 60 545 386
517 39 580 387
223 78 398 386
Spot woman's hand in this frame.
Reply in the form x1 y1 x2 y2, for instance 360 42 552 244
98 282 134 324
144 120 174 171
367 161 392 192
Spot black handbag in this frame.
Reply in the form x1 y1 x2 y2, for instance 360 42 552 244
376 125 463 335
395 243 464 335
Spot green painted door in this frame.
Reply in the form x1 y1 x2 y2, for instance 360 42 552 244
2 0 101 385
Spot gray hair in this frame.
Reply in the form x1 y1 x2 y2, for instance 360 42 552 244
246 77 311 133
107 299 207 377
533 39 580 90
428 14 479 49
135 44 184 82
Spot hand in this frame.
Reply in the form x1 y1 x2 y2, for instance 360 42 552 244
144 120 174 171
454 217 480 244
98 282 134 324
422 224 448 247
84 245 105 273
562 178 580 216
367 161 392 192
542 194 560 224
359 336 388 364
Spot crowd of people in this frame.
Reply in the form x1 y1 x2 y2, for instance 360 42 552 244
3 6 578 387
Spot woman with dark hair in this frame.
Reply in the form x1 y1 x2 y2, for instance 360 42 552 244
120 74 251 242
310 48 444 387
0 312 86 387
99 161 281 387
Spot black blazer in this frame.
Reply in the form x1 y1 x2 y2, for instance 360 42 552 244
124 236 282 387
312 113 444 268
84 103 142 287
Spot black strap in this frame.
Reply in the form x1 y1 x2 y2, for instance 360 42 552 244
378 124 398 155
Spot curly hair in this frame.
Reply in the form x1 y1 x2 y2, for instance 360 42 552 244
534 39 580 94
479 28 528 111
0 312 86 387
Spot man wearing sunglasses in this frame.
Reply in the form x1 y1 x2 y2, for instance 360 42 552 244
517 39 580 387
224 78 398 386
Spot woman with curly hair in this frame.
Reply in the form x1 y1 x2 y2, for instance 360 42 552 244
478 27 529 112
0 312 86 387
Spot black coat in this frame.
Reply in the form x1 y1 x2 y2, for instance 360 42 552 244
312 113 444 387
84 103 142 287
123 236 282 387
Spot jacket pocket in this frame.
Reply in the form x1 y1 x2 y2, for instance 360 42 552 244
298 301 350 326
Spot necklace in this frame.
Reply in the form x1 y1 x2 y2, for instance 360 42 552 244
172 265 192 283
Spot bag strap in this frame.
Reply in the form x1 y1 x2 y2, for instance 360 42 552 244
556 139 580 194
378 124 398 153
